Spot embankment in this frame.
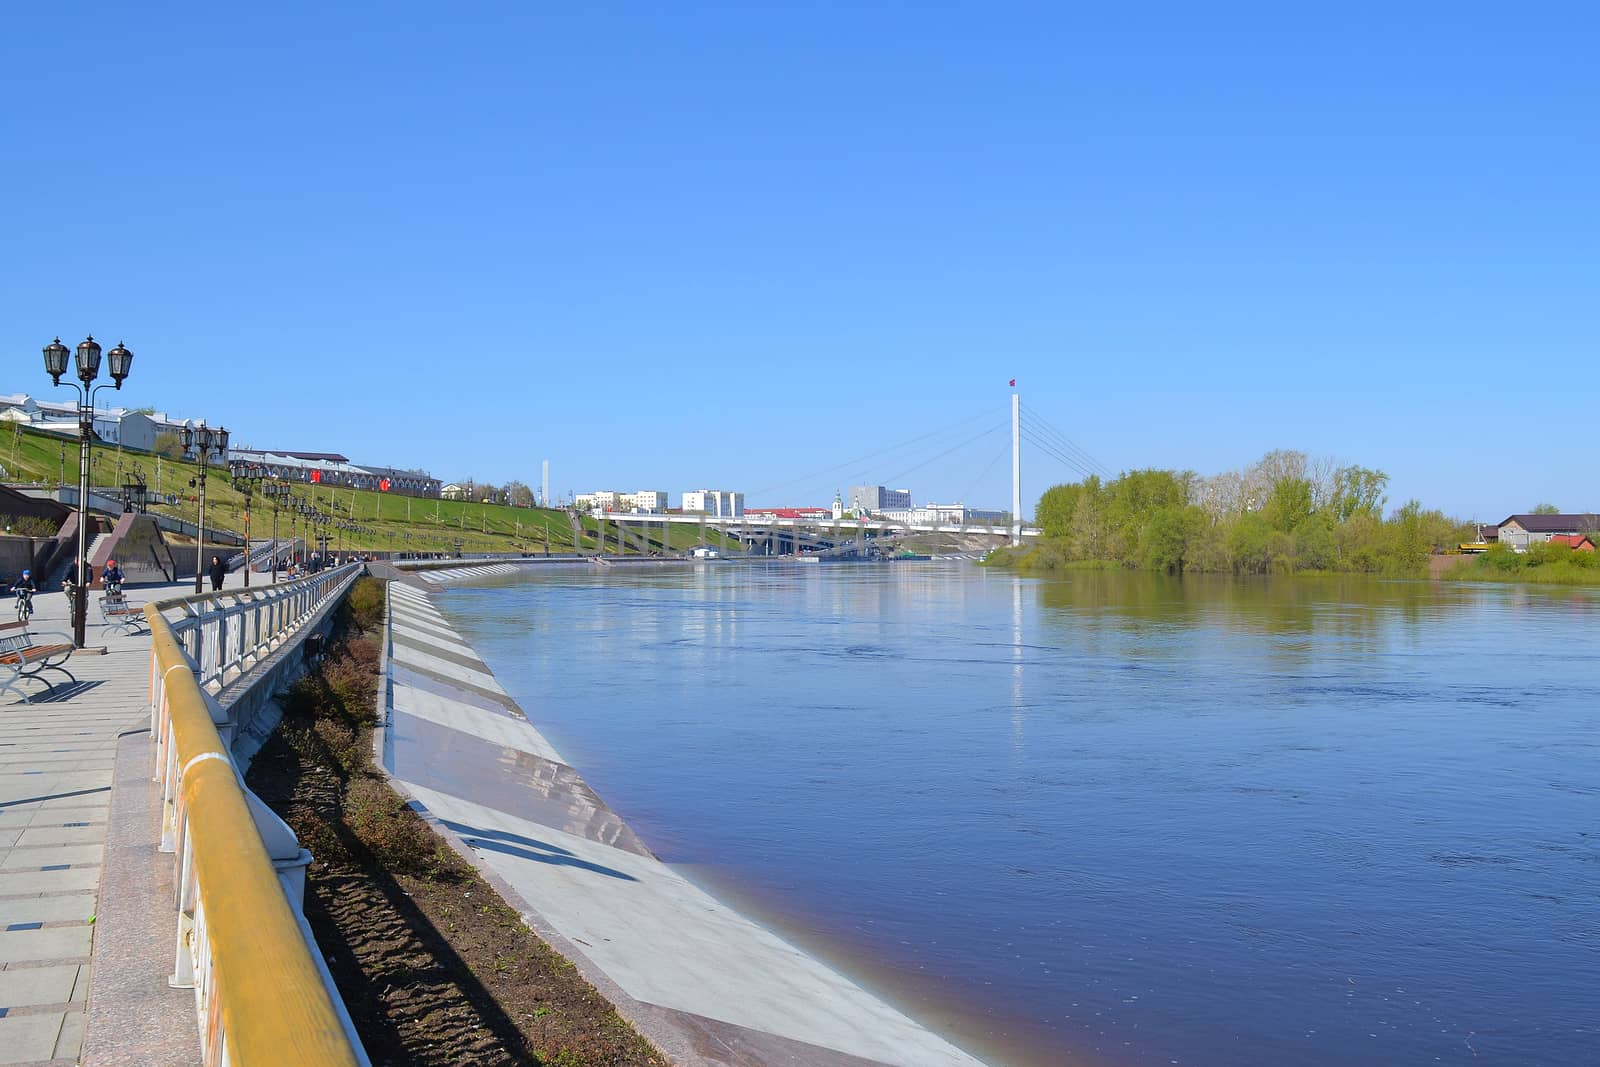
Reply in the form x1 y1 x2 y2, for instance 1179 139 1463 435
377 574 989 1067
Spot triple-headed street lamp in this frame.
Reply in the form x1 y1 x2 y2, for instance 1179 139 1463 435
181 423 230 594
42 336 132 648
229 462 264 587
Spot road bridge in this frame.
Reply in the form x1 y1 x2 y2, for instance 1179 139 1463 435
594 512 1039 558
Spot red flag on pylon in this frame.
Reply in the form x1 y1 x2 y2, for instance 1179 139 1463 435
1009 378 1016 387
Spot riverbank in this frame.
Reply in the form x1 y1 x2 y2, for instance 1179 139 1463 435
1440 549 1600 585
378 575 990 1067
244 579 666 1065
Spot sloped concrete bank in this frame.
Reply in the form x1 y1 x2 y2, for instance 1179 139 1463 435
375 580 990 1067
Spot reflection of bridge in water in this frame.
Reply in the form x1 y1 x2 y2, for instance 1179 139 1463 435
600 512 1040 558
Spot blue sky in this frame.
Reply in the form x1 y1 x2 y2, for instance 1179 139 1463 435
2 4 1593 520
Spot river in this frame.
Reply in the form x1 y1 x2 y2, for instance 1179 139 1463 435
430 562 1598 1067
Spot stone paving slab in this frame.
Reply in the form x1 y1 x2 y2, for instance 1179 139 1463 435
0 894 96 925
0 568 261 1066
0 963 82 1007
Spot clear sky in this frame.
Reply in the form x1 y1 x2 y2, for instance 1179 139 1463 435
3 4 1594 520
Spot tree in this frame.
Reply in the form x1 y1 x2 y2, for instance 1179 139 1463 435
505 480 535 508
1227 512 1276 574
1385 500 1431 576
1532 503 1560 514
1069 476 1107 560
1262 477 1314 533
1035 483 1082 541
1141 505 1205 574
153 431 183 458
1328 466 1389 522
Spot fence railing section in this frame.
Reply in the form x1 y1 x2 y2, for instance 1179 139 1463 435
155 564 362 690
145 568 368 1066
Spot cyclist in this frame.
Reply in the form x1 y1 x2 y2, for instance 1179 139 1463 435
12 568 37 624
61 560 79 614
102 558 125 597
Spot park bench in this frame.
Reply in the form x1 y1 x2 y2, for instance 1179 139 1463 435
100 592 148 637
0 621 76 704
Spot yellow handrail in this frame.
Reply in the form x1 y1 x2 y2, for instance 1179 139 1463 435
147 606 362 1067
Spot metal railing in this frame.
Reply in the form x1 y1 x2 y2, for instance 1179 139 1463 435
154 564 362 690
145 568 368 1066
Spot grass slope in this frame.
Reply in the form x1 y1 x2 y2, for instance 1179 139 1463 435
0 425 737 556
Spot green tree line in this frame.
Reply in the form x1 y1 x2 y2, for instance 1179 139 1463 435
1004 450 1471 576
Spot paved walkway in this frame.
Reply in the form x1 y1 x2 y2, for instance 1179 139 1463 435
384 579 989 1067
0 569 260 1066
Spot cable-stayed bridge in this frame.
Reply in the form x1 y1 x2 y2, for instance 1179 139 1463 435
584 389 1109 559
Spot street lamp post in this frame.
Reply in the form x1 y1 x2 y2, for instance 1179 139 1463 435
297 502 312 567
42 336 132 648
230 462 263 587
181 423 230 594
262 481 290 582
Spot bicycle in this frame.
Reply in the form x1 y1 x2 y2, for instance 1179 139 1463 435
13 589 32 626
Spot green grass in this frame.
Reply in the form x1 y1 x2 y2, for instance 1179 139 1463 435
1443 546 1600 586
2 424 740 556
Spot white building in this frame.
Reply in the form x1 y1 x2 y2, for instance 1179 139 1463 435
878 503 1009 525
627 490 668 513
0 395 165 454
576 490 624 512
849 485 912 516
681 489 745 517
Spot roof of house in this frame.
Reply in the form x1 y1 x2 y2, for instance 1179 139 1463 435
1499 513 1600 533
1548 534 1596 549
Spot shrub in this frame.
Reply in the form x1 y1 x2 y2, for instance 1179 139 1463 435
0 514 61 538
343 578 386 633
344 777 464 880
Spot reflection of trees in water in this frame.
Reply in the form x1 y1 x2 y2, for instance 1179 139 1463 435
1033 571 1483 660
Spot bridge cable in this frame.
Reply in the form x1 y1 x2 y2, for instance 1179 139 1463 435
1022 413 1115 480
882 419 1010 487
746 408 1000 499
1022 428 1104 481
957 438 1014 506
1019 403 1115 478
1020 426 1103 481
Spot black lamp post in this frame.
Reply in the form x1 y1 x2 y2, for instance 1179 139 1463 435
43 336 132 648
296 501 311 566
229 462 264 587
262 481 290 582
181 422 230 594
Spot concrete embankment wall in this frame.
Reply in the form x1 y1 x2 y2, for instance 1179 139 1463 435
375 579 988 1067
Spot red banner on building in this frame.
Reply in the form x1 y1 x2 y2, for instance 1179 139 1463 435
310 470 322 483
379 478 391 492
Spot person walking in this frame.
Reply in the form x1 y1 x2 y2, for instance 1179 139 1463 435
208 554 226 591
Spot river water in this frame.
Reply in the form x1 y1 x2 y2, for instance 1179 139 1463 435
432 562 1598 1067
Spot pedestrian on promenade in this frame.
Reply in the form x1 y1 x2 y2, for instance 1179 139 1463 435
208 554 226 591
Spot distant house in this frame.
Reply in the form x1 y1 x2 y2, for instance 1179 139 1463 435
1547 534 1596 552
440 483 470 501
1496 514 1600 552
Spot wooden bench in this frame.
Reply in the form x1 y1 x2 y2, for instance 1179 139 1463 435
99 593 147 637
0 621 76 704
